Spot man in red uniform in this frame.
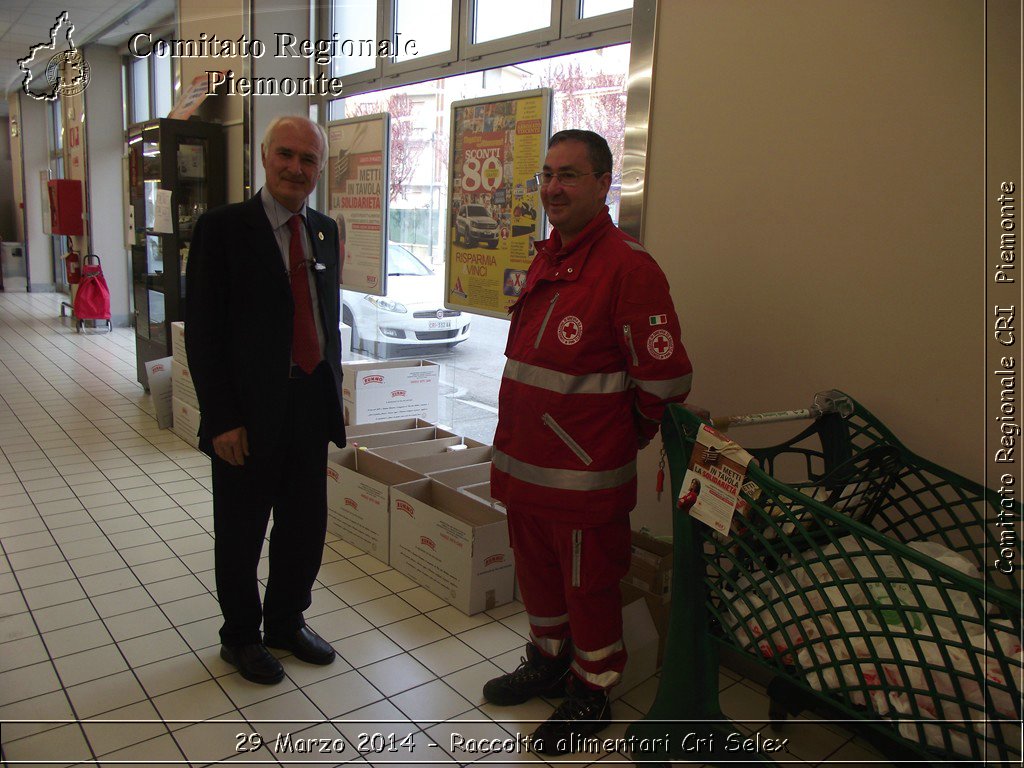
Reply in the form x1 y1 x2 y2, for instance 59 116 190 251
486 130 693 754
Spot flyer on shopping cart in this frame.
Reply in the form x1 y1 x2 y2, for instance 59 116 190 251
678 424 755 534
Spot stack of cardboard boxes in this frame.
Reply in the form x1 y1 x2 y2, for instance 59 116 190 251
324 418 509 616
169 321 201 448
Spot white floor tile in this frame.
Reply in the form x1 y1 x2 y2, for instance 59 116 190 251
413 636 486 678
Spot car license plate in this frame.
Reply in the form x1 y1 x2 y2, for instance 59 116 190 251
428 320 452 330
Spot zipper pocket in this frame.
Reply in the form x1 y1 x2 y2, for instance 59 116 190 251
534 293 560 348
542 413 593 465
623 324 639 366
571 529 582 588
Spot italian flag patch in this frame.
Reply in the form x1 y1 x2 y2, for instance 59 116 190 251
649 314 667 326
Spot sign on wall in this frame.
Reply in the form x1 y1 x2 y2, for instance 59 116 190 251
327 113 389 297
445 90 550 318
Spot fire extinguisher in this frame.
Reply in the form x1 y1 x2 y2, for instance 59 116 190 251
64 238 80 286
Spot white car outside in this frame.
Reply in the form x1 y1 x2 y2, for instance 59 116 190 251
341 243 471 356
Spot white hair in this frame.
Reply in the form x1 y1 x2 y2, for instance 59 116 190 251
262 116 329 170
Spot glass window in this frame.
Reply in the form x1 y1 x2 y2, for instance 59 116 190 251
581 0 632 17
131 58 150 123
474 0 551 44
154 55 173 118
387 243 433 276
332 0 379 78
332 45 629 444
394 0 453 61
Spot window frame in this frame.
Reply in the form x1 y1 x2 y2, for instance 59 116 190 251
562 0 633 37
458 0 560 60
317 0 632 104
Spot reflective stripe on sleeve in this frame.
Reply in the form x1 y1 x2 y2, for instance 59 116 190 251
503 359 630 395
630 372 693 400
493 449 637 492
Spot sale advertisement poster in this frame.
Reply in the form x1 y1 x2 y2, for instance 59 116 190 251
445 90 550 317
327 114 389 296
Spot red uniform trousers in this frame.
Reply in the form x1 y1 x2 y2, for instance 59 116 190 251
508 507 632 691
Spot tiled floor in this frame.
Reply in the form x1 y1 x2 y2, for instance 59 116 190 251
0 288 890 767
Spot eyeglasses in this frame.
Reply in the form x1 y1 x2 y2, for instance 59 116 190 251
533 170 603 187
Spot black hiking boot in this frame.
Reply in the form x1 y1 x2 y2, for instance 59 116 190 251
482 642 570 706
530 676 612 756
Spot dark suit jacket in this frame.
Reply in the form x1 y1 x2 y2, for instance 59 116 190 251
184 193 346 458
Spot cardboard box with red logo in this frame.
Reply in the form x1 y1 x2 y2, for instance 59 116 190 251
171 321 187 365
389 478 514 615
325 448 422 563
341 359 440 425
170 396 201 448
171 359 199 409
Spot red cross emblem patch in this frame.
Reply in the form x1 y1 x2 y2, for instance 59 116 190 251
647 329 674 359
557 316 583 345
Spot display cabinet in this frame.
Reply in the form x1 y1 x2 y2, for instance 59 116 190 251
127 117 225 387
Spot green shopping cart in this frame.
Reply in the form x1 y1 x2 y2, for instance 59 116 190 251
627 391 1021 766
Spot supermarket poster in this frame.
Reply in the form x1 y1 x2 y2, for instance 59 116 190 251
445 90 551 318
327 113 389 297
679 424 755 535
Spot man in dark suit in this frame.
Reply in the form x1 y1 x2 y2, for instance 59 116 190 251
185 115 346 685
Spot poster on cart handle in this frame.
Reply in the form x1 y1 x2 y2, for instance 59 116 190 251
679 424 756 535
327 113 389 297
445 89 551 319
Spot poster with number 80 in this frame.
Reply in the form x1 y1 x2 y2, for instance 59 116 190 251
445 89 551 318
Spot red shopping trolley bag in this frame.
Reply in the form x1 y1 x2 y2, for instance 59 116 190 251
73 254 112 332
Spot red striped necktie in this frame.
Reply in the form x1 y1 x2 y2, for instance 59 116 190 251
287 214 321 374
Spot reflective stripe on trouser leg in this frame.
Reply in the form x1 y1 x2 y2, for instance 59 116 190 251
572 639 627 689
508 509 571 657
528 612 570 657
564 519 631 691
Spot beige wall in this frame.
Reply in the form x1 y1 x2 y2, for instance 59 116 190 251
178 0 246 202
633 0 991 533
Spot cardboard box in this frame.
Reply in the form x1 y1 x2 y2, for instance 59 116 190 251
326 448 423 563
621 580 671 668
171 321 187 365
171 359 199 409
427 463 492 491
390 479 514 615
349 426 457 451
371 437 482 462
347 418 449 439
625 531 673 600
171 396 201 448
613 595 660 699
342 359 440 425
400 446 493 474
460 481 504 511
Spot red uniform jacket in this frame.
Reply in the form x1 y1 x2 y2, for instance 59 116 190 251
491 208 693 525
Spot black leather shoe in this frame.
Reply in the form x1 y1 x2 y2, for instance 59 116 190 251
483 642 571 706
264 626 336 665
220 643 285 685
531 676 611 756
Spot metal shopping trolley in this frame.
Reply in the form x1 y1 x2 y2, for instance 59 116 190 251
627 391 1022 766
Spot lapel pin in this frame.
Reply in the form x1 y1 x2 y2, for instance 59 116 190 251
317 231 324 241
